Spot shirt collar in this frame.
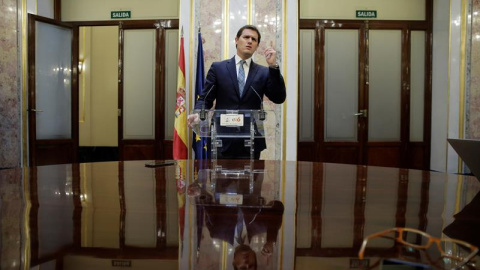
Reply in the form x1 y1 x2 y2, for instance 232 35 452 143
235 54 252 67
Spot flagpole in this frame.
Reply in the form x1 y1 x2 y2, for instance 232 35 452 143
173 25 188 160
173 25 188 258
192 27 210 160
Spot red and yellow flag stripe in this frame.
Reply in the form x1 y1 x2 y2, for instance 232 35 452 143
173 33 188 160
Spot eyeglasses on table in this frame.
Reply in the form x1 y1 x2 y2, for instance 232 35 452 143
358 227 478 270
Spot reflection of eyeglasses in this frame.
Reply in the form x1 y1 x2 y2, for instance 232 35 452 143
358 227 478 270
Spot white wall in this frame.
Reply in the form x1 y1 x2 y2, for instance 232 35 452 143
285 0 299 161
62 0 179 21
446 0 463 173
300 0 426 20
431 0 463 173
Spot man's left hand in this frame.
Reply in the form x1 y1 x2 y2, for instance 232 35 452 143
264 47 278 67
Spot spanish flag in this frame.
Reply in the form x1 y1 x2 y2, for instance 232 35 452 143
173 29 188 160
173 28 187 247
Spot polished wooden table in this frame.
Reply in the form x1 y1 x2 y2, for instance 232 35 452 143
1 160 479 269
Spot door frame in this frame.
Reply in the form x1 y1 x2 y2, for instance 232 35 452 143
28 18 179 165
72 20 178 161
27 14 79 166
298 19 432 170
318 21 367 166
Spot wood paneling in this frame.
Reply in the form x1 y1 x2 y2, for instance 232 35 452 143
122 143 156 161
367 144 401 168
35 140 75 166
298 14 432 170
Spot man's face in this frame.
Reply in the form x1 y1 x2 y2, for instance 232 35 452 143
233 249 257 270
235 29 259 59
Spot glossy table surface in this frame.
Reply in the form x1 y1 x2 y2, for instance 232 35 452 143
1 160 480 269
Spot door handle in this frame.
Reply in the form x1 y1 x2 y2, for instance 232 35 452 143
28 109 44 112
354 109 367 117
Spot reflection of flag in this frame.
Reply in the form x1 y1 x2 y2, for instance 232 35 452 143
175 160 186 243
173 29 188 160
193 31 210 159
193 30 210 251
173 29 187 247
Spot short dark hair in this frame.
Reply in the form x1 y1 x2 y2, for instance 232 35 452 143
236 25 261 44
232 244 257 270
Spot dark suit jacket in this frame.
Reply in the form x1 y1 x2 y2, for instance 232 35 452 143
204 201 284 246
194 56 286 157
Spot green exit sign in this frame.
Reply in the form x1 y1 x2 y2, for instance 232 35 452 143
356 10 377 18
111 11 131 19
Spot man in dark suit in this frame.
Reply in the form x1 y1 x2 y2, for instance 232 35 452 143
187 25 286 159
202 200 285 253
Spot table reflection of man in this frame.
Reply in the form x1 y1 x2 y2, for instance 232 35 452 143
200 200 284 270
189 160 283 268
233 244 257 270
203 200 284 248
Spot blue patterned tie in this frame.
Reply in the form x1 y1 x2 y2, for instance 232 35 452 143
238 60 246 96
235 208 245 244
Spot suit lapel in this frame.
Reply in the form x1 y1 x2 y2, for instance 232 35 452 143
226 57 241 97
244 60 258 98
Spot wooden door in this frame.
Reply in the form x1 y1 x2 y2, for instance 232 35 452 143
298 20 431 169
118 22 178 160
28 14 78 166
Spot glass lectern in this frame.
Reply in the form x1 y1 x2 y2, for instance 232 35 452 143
190 109 273 161
189 109 277 207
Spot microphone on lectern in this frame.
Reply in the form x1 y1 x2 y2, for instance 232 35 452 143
250 86 266 121
199 85 215 121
